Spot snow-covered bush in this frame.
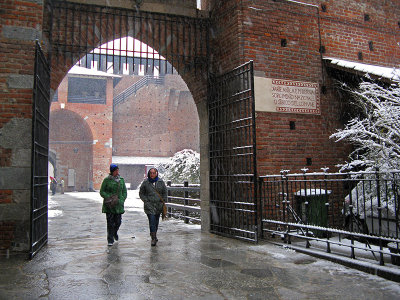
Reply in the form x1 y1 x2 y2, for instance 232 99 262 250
331 79 400 221
330 79 400 172
344 172 398 219
157 149 200 184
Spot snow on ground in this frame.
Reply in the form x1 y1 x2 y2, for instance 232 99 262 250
112 156 171 165
47 191 400 292
249 242 400 294
48 194 63 218
48 208 62 218
251 242 400 294
48 189 144 218
48 189 202 233
312 258 400 294
67 189 144 211
310 235 392 256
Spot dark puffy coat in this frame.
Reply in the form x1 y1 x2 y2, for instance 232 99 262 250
139 179 167 215
100 175 127 214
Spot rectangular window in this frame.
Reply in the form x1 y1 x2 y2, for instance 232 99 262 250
67 77 107 104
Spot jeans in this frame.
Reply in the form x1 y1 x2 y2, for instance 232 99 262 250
106 213 122 243
147 214 160 233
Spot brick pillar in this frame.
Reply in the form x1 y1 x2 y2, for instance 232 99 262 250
0 0 45 254
92 77 113 189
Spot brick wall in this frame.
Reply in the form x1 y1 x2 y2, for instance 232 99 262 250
237 0 400 71
49 109 94 192
116 165 147 190
0 190 13 204
209 0 243 74
113 74 200 157
0 221 15 253
0 147 12 167
319 0 399 66
210 0 399 176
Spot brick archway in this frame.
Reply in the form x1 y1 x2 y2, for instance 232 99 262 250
48 150 57 178
49 109 94 191
46 1 209 104
50 70 115 189
1 0 214 256
45 2 211 228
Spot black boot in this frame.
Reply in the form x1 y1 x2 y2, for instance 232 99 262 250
150 232 157 246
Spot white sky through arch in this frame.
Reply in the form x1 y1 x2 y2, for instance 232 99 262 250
91 37 165 59
83 37 166 76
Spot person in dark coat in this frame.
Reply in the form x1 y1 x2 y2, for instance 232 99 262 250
100 164 127 246
50 177 57 195
139 167 167 246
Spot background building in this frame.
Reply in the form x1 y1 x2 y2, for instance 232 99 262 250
113 73 199 188
1 0 399 255
49 64 199 191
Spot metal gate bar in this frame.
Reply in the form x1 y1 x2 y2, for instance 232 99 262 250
48 1 209 75
208 61 258 242
30 41 51 259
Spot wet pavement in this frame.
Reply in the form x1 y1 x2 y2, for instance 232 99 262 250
1 191 399 300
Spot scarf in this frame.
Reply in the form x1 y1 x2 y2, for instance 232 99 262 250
108 174 120 183
148 176 159 183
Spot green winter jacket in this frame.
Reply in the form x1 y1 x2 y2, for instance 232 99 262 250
100 175 127 214
139 179 167 215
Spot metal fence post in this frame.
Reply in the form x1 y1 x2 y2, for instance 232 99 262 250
280 171 287 243
348 172 356 259
285 174 291 244
376 169 384 265
184 181 189 223
323 168 331 253
167 181 171 217
258 177 264 240
393 173 399 240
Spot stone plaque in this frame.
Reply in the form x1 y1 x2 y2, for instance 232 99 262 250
255 77 320 115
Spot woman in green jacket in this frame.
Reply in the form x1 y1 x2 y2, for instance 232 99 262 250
100 164 127 246
139 167 167 246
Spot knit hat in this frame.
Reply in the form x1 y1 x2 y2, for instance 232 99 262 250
110 164 119 173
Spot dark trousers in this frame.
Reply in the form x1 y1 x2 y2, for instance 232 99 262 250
147 214 160 233
106 213 122 243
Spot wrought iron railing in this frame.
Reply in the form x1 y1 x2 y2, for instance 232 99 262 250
68 95 106 104
113 75 165 107
166 181 201 224
260 170 400 266
49 1 210 75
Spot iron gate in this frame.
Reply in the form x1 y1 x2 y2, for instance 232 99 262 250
48 1 209 76
208 61 259 242
30 41 51 259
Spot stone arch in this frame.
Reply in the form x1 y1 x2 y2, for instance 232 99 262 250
48 149 57 178
47 3 209 105
45 2 211 229
49 109 94 192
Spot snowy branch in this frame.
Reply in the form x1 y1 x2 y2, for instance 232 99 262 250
330 79 400 172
